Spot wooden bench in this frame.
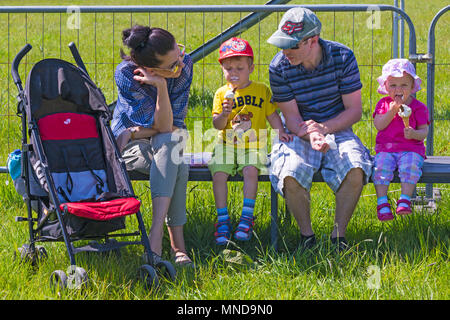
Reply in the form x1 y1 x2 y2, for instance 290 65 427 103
0 155 448 249
127 155 450 250
1 155 448 249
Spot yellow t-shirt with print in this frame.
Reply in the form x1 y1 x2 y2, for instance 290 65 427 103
212 81 277 149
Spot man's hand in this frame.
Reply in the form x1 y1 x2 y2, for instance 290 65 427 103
309 131 330 153
296 122 308 138
304 119 328 136
279 130 295 142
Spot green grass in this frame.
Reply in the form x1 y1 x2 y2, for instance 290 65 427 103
0 0 449 300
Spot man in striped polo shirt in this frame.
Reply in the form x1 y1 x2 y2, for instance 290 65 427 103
267 7 372 250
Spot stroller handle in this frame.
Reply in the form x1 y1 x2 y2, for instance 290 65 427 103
11 44 32 86
68 42 90 76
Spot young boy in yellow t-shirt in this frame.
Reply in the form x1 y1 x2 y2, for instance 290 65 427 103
208 37 292 244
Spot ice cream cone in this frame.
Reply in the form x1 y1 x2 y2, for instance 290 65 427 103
398 104 412 128
225 97 234 105
224 87 236 104
402 116 410 128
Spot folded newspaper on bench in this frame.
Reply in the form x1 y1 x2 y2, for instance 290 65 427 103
183 152 212 167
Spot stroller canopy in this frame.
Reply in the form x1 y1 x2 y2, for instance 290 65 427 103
25 59 110 121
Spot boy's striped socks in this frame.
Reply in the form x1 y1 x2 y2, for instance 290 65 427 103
217 207 229 223
234 198 255 240
215 207 230 245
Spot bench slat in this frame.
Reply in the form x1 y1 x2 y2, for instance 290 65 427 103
127 156 450 183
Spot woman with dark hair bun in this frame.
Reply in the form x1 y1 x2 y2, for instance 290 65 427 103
112 25 193 266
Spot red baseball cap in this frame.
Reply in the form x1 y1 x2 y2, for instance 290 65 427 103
218 37 254 63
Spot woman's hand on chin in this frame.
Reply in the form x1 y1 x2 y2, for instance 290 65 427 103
133 67 166 88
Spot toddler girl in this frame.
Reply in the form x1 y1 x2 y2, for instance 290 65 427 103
372 59 429 221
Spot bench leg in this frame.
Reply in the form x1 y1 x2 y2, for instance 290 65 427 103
270 185 278 251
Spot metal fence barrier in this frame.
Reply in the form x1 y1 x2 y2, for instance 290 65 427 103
0 5 420 158
425 5 450 197
0 4 448 249
0 4 448 173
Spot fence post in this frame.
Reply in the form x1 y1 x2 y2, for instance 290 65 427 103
393 0 399 58
392 0 406 58
400 0 405 57
426 5 450 198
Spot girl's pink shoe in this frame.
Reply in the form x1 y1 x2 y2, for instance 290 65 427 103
396 199 412 215
377 203 394 221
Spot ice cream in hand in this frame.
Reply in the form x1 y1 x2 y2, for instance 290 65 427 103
324 134 337 150
224 87 236 103
398 104 412 127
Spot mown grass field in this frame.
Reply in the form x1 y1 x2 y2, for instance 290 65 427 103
0 0 448 300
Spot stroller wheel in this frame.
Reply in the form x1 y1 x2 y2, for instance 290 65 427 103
155 260 177 283
66 266 89 290
16 244 32 264
141 252 176 282
16 244 47 266
50 270 68 292
36 246 48 261
139 264 159 290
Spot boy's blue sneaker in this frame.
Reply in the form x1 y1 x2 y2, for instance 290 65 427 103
233 215 254 241
214 218 231 245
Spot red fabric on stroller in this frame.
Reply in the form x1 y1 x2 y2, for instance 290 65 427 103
38 112 99 141
38 112 141 221
60 197 141 221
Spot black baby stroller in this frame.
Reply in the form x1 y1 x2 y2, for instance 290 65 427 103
11 43 175 291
